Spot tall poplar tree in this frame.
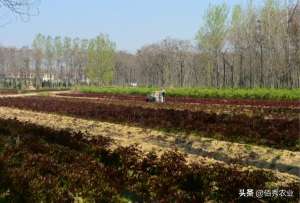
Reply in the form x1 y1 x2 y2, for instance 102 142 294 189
86 34 115 85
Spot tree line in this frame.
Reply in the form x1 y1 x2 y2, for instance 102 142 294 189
0 0 299 88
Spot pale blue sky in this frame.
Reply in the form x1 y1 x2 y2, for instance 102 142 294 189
0 0 259 53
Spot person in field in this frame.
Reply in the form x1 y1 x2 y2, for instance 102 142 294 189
160 89 166 103
146 89 166 103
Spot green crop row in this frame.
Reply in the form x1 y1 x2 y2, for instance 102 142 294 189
78 86 300 100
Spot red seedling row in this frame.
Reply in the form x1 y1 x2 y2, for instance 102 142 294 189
57 92 300 108
0 96 298 150
0 118 298 202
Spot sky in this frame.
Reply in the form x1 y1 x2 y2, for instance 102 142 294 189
0 0 258 53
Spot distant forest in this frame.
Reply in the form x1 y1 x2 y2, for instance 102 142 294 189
0 0 299 88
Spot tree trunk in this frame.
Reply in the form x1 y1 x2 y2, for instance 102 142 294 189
180 61 184 87
223 54 226 87
239 53 243 87
260 44 264 88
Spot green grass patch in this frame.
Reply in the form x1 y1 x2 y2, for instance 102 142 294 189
78 86 300 100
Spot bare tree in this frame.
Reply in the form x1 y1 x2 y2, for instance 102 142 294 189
0 0 39 15
0 0 39 24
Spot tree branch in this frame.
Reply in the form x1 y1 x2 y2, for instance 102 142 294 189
288 0 299 23
0 0 40 19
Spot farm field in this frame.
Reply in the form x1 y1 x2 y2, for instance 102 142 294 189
0 107 299 175
57 92 300 119
0 96 298 150
0 90 299 202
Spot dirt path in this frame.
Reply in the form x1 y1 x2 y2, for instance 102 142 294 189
0 106 299 179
